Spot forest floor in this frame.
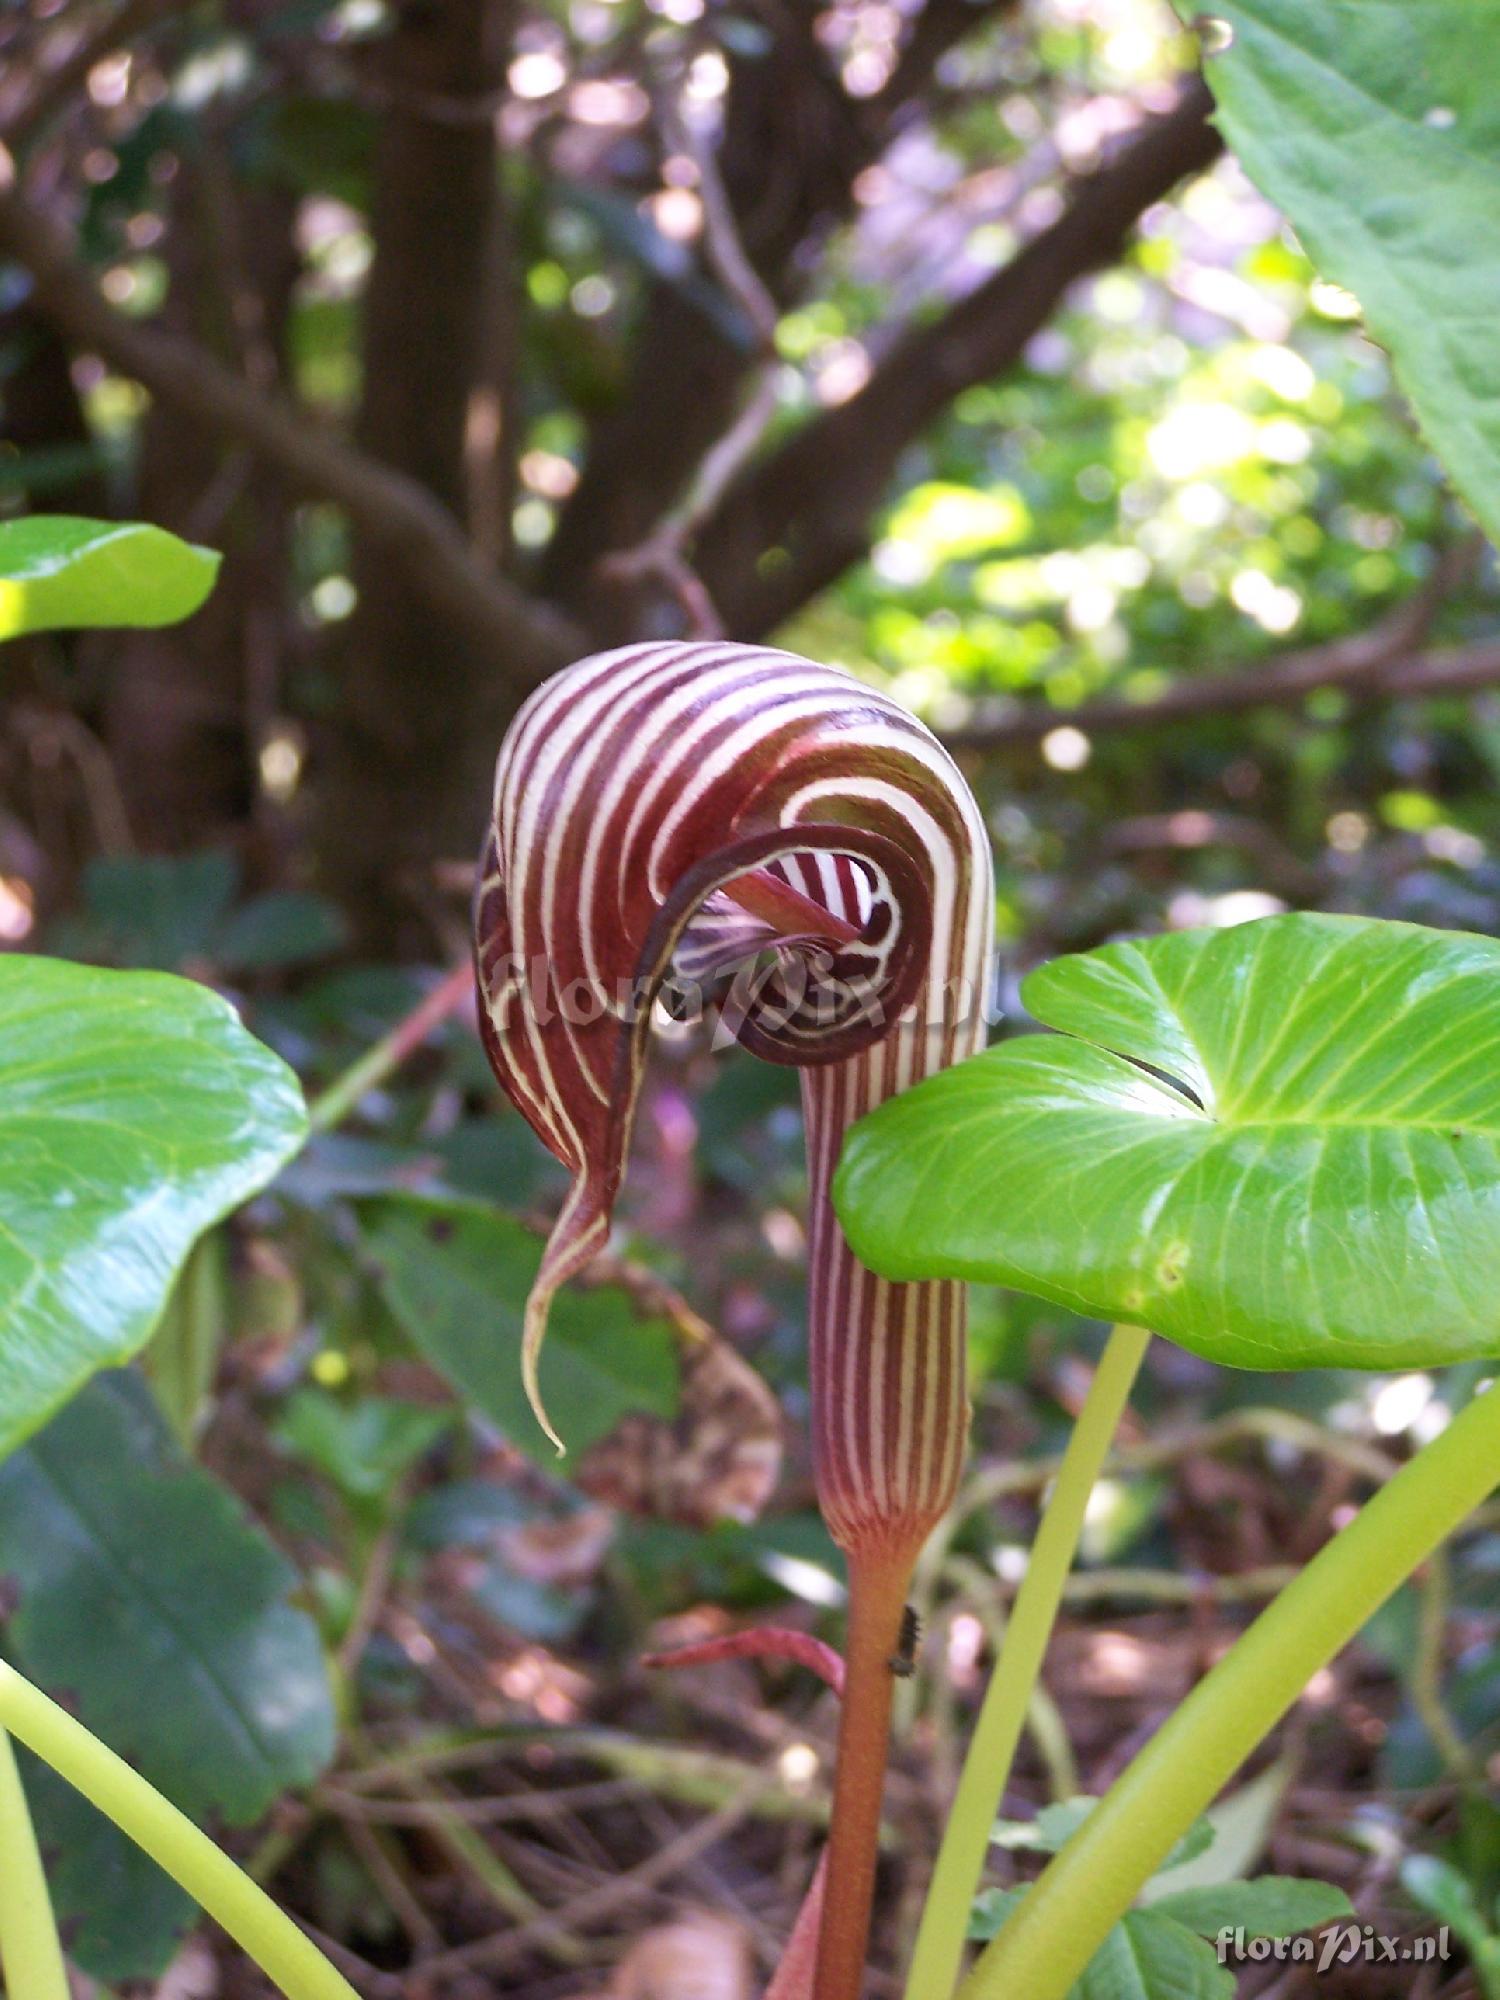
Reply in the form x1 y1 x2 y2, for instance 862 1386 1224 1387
202 1337 1490 2000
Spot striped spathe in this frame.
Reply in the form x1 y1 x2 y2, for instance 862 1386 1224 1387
474 640 994 1554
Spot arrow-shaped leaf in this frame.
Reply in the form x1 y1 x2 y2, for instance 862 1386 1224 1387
836 914 1500 1372
0 955 307 1458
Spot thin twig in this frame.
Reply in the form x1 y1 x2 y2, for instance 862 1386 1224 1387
597 80 783 633
1410 1548 1479 1784
0 0 171 153
338 1728 840 1829
306 960 474 1134
913 1403 1402 1614
945 537 1487 748
416 1789 774 1978
664 93 777 349
945 1552 1301 1610
335 1525 399 1679
319 1777 638 1828
336 1814 443 1958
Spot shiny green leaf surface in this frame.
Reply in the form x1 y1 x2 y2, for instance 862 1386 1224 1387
0 517 219 638
836 915 1500 1371
1189 1 1500 543
0 956 308 1458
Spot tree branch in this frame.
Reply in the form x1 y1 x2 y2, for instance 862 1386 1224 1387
0 179 583 680
0 0 171 155
539 0 1021 612
693 77 1223 635
1365 640 1500 704
596 81 783 634
874 0 1013 128
944 540 1489 746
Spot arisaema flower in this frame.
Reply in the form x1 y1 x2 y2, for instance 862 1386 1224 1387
475 641 993 1999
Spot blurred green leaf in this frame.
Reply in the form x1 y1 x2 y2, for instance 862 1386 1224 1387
66 851 238 969
217 891 351 971
969 1885 1027 1943
1383 1643 1500 1788
837 914 1500 1372
992 1797 1100 1854
277 1133 448 1206
1141 1761 1293 1900
361 1197 679 1460
278 1387 451 1503
884 480 1032 563
56 853 347 974
995 1798 1214 1872
0 516 218 638
0 956 307 1459
0 1374 336 1978
16 1755 194 1983
0 1373 336 1811
1151 1878 1351 1939
971 1894 1234 1997
1191 0 1500 542
1402 1853 1500 1995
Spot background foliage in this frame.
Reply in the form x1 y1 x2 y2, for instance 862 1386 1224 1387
1 0 1498 1995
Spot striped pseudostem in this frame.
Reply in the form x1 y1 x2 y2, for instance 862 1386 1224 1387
474 642 994 2000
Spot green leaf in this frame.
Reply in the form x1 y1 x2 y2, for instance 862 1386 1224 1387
0 517 219 638
995 1798 1213 1870
217 890 350 971
67 851 240 970
992 1796 1100 1853
836 915 1500 1372
1141 1760 1292 1902
973 1896 1236 1998
0 1375 337 1977
1151 1878 1352 1939
53 854 348 975
0 955 308 1458
17 1755 195 1982
1075 1912 1235 2000
1401 1854 1491 1948
969 1885 1027 1942
360 1197 680 1460
277 1388 452 1503
1186 1 1500 544
0 1373 336 1812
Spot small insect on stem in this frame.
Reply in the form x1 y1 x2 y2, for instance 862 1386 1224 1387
889 1603 922 1678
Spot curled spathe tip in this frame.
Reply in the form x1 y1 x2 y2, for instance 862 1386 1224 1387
521 1180 611 1455
522 1285 566 1457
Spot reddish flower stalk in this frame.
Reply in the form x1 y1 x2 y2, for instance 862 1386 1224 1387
474 641 992 1999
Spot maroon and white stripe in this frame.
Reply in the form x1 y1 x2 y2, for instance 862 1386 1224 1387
475 641 993 1552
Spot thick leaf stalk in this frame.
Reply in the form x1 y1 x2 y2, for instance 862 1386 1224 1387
0 1664 357 2000
958 1368 1500 2000
473 642 993 1994
0 1726 69 2000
